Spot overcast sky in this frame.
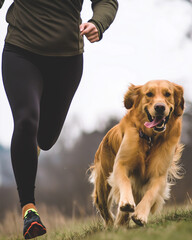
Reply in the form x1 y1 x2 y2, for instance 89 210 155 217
0 0 192 147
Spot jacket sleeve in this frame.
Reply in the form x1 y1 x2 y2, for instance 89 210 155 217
88 0 118 40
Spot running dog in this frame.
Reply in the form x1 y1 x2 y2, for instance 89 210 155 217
89 80 184 227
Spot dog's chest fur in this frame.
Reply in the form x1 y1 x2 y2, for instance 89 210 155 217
128 150 158 204
127 137 167 194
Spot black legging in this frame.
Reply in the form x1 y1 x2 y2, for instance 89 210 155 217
2 43 83 207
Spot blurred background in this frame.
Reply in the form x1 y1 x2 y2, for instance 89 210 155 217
0 0 192 220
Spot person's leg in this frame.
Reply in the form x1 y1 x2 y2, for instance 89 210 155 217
2 44 47 239
37 54 83 150
2 44 43 209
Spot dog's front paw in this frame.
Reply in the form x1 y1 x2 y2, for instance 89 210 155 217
131 214 147 226
119 201 135 213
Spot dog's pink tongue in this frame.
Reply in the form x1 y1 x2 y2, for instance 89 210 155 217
144 117 164 128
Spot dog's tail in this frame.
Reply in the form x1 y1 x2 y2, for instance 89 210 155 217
168 143 185 183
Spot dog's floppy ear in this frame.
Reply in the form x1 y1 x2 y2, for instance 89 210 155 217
173 83 184 117
124 84 141 109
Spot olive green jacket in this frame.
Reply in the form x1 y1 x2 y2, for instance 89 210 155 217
0 0 5 9
5 0 118 56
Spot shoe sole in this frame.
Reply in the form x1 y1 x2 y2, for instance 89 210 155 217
24 221 46 239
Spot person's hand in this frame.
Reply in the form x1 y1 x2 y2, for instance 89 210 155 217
80 22 99 43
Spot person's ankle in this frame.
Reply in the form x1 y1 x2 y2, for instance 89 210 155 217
22 203 37 219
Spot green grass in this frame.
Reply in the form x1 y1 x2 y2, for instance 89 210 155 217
84 209 192 240
0 207 192 240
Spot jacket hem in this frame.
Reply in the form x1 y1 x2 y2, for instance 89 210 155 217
5 40 84 57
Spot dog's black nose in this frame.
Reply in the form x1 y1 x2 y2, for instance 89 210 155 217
154 103 165 114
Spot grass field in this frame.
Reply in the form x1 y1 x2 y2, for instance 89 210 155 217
0 206 191 240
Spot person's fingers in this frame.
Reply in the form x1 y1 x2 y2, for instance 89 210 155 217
87 32 99 40
85 28 98 37
80 23 88 35
79 23 86 33
87 35 99 43
80 23 98 35
81 25 94 36
89 38 99 43
80 22 99 43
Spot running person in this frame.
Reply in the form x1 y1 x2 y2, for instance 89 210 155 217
1 0 118 239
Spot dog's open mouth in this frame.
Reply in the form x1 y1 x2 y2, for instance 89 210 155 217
144 107 172 132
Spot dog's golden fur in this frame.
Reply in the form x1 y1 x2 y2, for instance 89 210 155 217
89 80 184 227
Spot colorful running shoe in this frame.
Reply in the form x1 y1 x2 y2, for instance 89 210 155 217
23 209 46 239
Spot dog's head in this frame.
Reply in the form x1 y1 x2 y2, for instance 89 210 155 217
124 80 184 133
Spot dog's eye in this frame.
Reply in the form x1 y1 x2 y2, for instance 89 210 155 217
146 92 153 97
165 92 171 97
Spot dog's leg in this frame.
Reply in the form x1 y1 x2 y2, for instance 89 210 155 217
92 168 114 226
107 131 139 226
114 162 135 212
132 176 166 226
109 162 135 226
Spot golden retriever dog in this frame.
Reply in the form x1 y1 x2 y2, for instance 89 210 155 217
89 80 184 227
